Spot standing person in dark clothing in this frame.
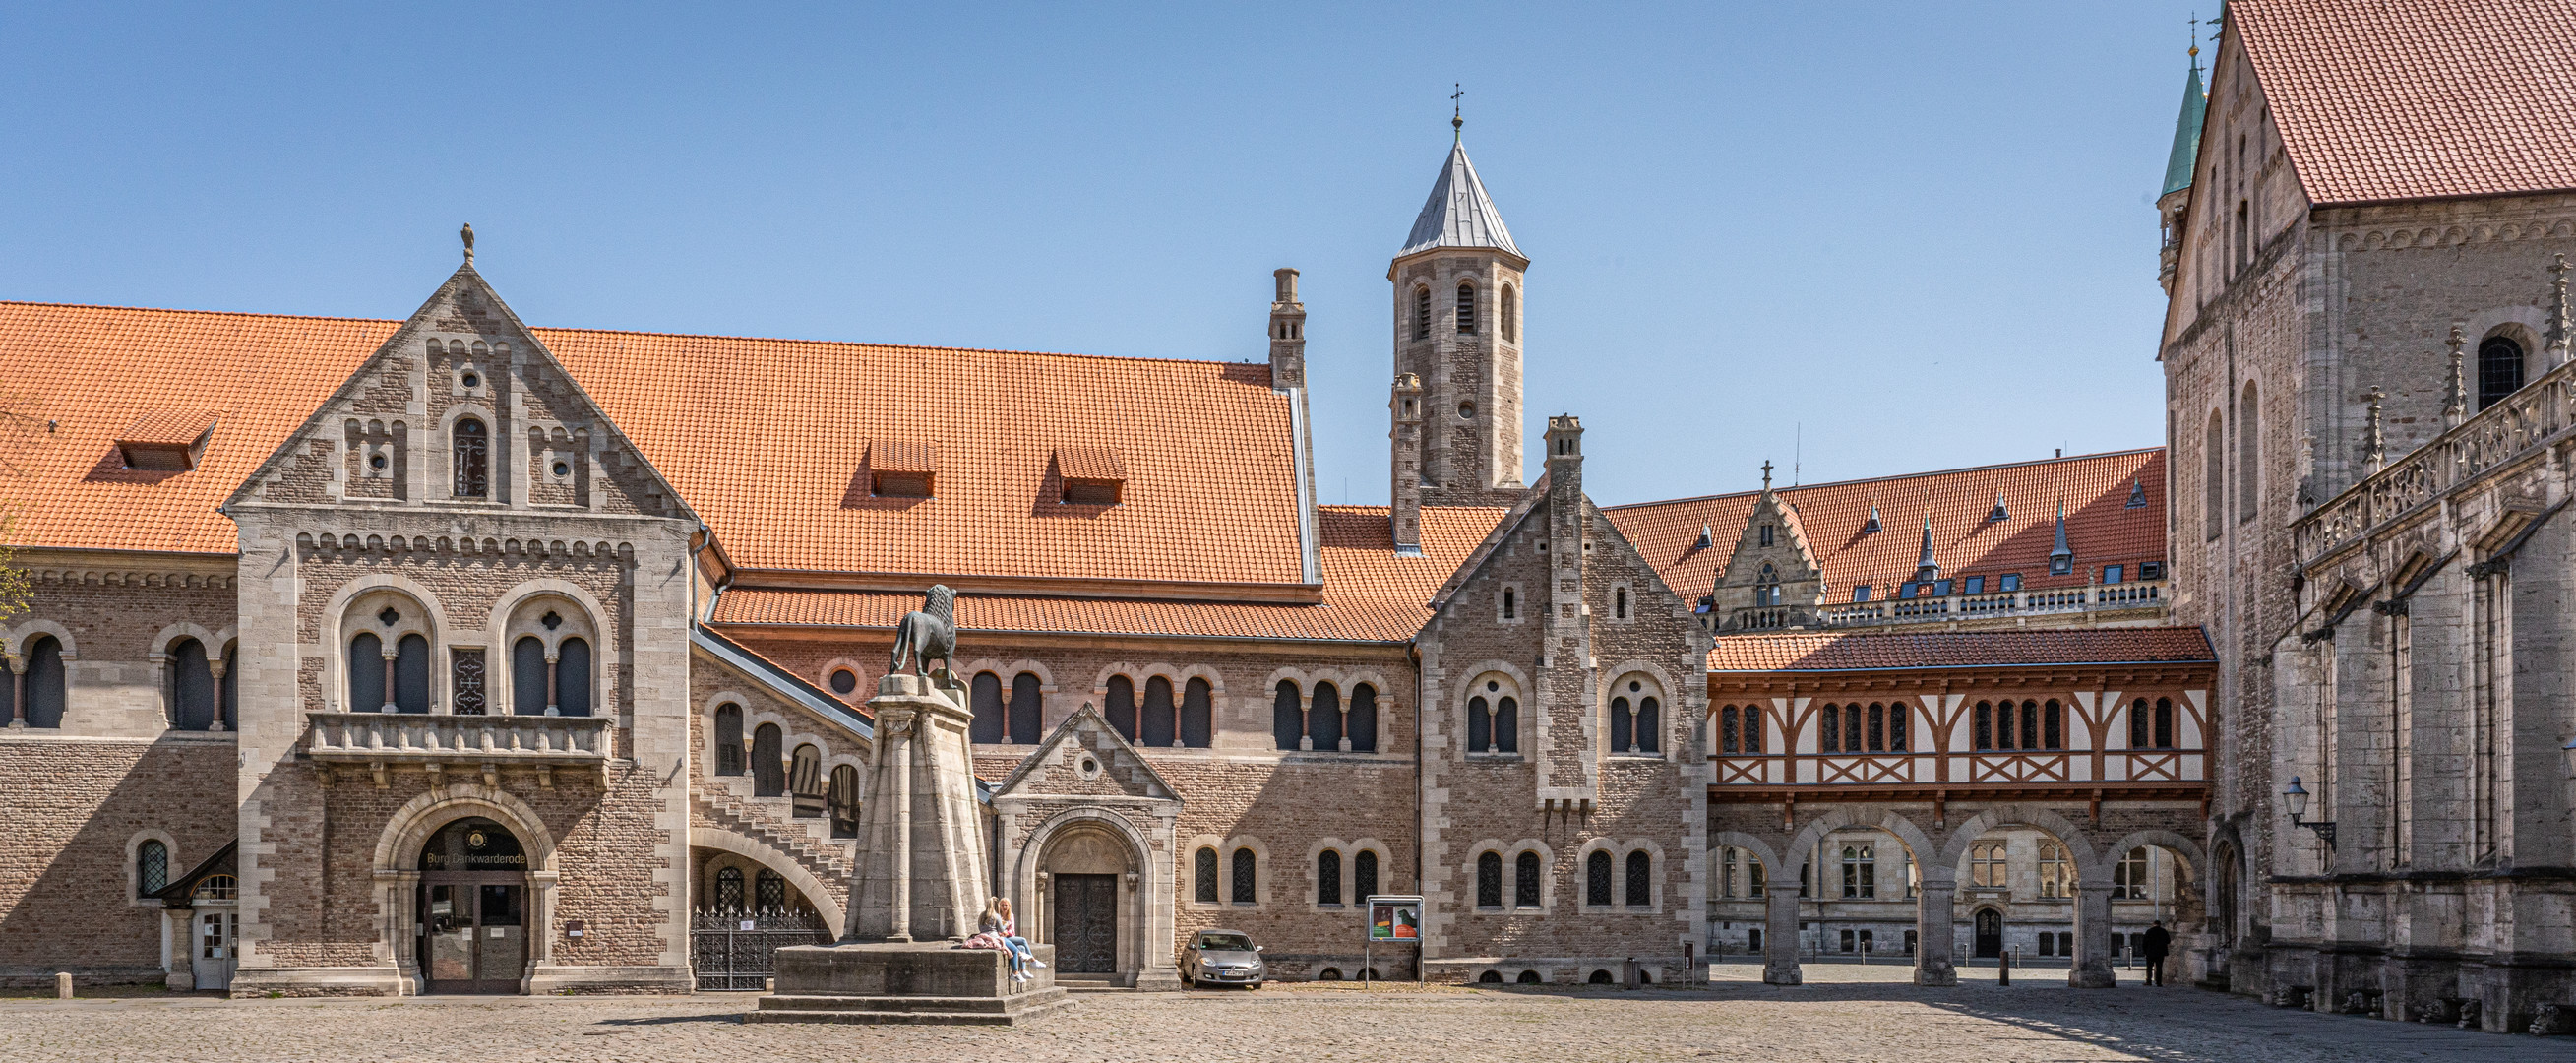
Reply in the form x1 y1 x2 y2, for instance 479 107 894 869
2142 921 2172 985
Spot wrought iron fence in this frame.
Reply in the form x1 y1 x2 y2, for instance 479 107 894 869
690 907 833 991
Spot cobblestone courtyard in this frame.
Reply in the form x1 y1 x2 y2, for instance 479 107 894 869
0 964 2557 1063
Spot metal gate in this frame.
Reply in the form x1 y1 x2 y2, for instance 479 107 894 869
691 908 832 991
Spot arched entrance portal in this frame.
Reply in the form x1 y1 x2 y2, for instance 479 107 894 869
1973 908 2004 959
417 817 530 994
1034 825 1138 979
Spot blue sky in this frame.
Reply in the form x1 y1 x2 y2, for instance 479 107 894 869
1 2 2209 507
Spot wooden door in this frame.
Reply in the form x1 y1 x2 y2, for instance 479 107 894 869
1974 908 2003 958
1052 874 1119 973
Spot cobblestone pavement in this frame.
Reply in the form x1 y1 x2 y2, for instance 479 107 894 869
0 964 2560 1062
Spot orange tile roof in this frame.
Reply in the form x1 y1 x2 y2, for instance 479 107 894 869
712 504 1507 642
1 300 1313 591
2233 0 2576 205
1706 626 2213 673
1053 445 1126 482
1601 449 2167 601
114 409 220 447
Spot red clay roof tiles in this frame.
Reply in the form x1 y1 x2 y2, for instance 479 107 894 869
114 409 220 448
2233 0 2576 205
1053 445 1126 482
1706 626 2214 673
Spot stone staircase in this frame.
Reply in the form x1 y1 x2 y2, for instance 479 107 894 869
696 777 857 888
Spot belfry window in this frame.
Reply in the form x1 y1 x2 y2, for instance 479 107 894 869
453 417 489 497
1413 286 1431 341
2480 336 2527 409
1455 281 1477 334
1500 284 1516 342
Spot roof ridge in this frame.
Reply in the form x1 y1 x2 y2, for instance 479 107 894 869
0 299 400 327
1602 447 2164 512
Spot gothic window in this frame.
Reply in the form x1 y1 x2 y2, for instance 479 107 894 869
1007 672 1042 744
2239 381 2259 523
713 867 745 911
2038 843 2070 899
1973 701 1993 751
2204 409 2224 541
1355 849 1380 902
2155 697 2176 748
1105 675 1137 742
752 722 786 797
1625 850 1652 907
1840 844 1876 899
1142 676 1178 747
2481 336 2527 409
2115 846 2150 899
1272 680 1302 751
1495 696 1518 753
557 637 592 717
1514 850 1542 908
1476 851 1503 907
1755 563 1780 606
1820 703 1839 752
1348 684 1379 753
1500 284 1516 342
137 839 167 897
1231 847 1257 905
1468 695 1491 753
756 869 786 912
1585 850 1612 907
1317 849 1342 906
512 637 547 715
1195 847 1219 904
2043 699 2063 749
1413 286 1431 341
1455 281 1476 334
713 703 746 776
453 416 489 498
1182 676 1214 748
789 744 824 818
167 637 215 731
828 764 860 839
451 648 487 716
1719 706 1739 754
1970 842 2008 889
1310 681 1342 751
969 671 1005 744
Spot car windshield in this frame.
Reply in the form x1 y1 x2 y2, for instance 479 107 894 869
1197 933 1254 951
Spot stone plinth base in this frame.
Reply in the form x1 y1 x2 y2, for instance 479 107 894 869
746 942 1069 1027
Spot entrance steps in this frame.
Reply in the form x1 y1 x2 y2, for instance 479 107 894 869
1057 974 1132 994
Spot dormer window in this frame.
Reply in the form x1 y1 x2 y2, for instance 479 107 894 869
1054 445 1126 506
453 417 489 497
870 440 938 498
114 410 219 471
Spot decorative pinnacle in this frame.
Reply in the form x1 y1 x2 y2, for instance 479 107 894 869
460 222 475 265
1759 460 1774 491
2363 387 2387 470
2442 324 2469 428
2548 253 2572 355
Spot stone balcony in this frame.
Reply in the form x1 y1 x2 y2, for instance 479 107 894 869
2296 355 2576 568
303 711 611 786
1809 580 2167 630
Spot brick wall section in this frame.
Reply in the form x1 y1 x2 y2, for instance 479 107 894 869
0 737 235 981
10 569 238 738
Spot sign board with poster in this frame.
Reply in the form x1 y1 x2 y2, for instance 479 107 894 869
1364 895 1424 985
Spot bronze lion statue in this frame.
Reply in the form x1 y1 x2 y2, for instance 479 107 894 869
888 585 956 679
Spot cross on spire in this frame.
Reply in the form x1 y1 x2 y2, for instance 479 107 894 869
1760 460 1773 490
1451 83 1465 140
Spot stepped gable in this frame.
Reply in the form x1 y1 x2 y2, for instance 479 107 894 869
2231 0 2576 205
1706 625 2214 673
1604 449 2166 601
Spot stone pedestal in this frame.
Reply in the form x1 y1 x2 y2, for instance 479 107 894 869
1913 877 1959 987
746 942 1069 1026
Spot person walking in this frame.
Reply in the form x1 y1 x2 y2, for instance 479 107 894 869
2142 920 2172 986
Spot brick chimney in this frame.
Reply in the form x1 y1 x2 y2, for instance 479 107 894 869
1389 373 1425 555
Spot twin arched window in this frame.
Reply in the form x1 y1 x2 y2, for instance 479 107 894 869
510 635 592 717
1754 563 1781 607
165 637 234 731
1584 849 1654 907
1973 699 2063 751
6 634 67 728
1271 679 1379 752
1472 850 1544 908
1608 680 1662 755
969 670 1046 745
347 631 431 713
1466 680 1519 754
1716 704 1764 754
1314 847 1380 907
453 417 489 498
1099 673 1216 748
2129 697 2177 749
713 866 746 910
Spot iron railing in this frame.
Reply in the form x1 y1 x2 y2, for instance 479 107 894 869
691 907 833 991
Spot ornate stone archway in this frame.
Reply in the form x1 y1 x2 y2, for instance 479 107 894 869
1006 807 1180 989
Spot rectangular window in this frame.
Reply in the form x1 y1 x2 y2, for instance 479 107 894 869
1840 929 1856 953
1963 576 1984 594
1998 574 2021 593
1852 585 1871 602
1758 524 1774 547
1932 579 1952 596
1898 583 1919 600
2104 564 2124 585
2139 561 2164 580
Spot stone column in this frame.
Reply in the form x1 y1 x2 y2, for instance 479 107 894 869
7 656 23 727
208 657 229 732
376 869 421 994
2069 882 2116 987
529 869 560 969
845 672 988 943
1762 871 1802 985
1914 872 1958 986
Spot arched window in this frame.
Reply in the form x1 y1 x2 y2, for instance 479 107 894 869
168 637 216 731
1637 695 1660 754
350 632 387 712
1141 676 1177 747
828 764 860 839
1500 284 1516 342
789 744 824 818
2204 409 2224 540
1844 703 1864 753
1347 684 1379 753
512 637 546 715
1719 706 1739 754
453 416 489 497
1006 671 1042 744
1610 696 1632 754
1495 696 1518 753
137 839 168 897
2155 697 2176 748
2129 697 2150 748
1455 281 1477 334
1820 702 1840 752
2239 381 2259 523
1194 847 1220 904
713 703 746 775
2043 699 2063 749
1105 675 1137 742
1231 847 1257 905
1973 701 1993 750
1467 695 1492 753
1614 587 1628 619
1305 681 1340 751
2018 700 2039 751
1182 677 1214 748
1355 849 1380 902
393 633 429 713
1317 849 1342 906
2480 336 2526 409
18 635 65 728
1585 850 1613 907
1413 285 1431 341
1272 680 1302 751
1887 703 1909 751
556 636 592 717
756 868 786 911
713 866 745 911
1517 969 1543 984
1513 850 1542 908
968 671 1005 744
1625 850 1652 907
1993 699 2017 750
752 722 786 797
1476 851 1503 907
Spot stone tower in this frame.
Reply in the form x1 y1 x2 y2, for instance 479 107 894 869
1390 128 1527 506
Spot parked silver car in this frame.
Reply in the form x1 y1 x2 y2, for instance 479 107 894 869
1181 929 1265 988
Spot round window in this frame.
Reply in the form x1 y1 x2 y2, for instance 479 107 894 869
1486 680 1499 693
829 669 858 695
460 371 481 389
1458 402 1476 419
552 461 571 477
369 453 388 470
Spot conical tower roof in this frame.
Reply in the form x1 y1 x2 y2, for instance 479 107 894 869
1399 141 1521 259
2162 56 2208 197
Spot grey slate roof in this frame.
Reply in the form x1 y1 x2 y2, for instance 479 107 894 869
1399 142 1521 259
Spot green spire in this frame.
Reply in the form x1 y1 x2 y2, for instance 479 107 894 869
2160 48 2208 197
